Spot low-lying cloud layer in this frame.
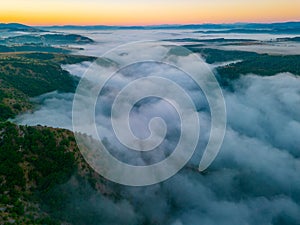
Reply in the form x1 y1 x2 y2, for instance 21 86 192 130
13 91 73 130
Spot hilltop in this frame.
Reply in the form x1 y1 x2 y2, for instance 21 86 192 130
0 23 41 32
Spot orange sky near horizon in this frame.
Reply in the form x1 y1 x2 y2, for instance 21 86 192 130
1 0 300 26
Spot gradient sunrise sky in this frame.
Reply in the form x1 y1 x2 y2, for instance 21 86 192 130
1 0 300 26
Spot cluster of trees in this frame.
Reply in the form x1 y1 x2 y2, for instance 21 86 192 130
186 47 300 86
0 121 117 224
186 47 259 64
0 57 77 97
0 104 14 122
0 122 76 224
217 54 300 79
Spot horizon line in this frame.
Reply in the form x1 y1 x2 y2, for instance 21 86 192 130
3 20 298 27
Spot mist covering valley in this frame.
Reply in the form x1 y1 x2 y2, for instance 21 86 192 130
1 23 300 225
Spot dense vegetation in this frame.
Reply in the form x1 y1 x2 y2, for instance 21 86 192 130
186 47 259 64
0 122 114 224
0 56 76 97
0 122 75 224
0 80 32 121
185 48 300 84
0 53 95 121
217 54 300 79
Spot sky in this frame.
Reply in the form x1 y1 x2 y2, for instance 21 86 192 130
1 0 300 26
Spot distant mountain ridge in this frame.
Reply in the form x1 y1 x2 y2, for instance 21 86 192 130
37 21 300 34
2 22 300 34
